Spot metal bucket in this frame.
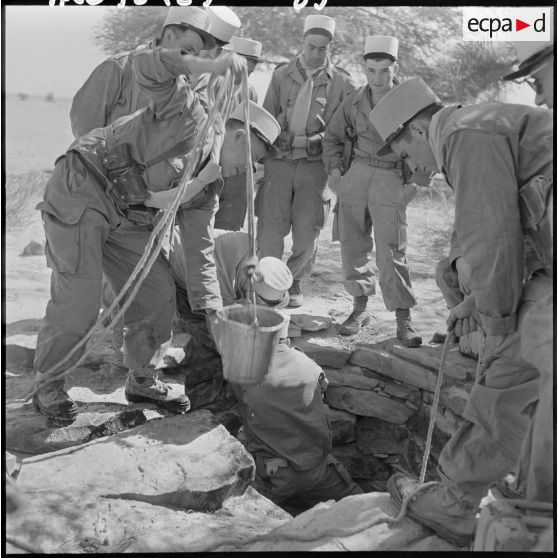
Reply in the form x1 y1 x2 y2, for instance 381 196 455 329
216 304 287 385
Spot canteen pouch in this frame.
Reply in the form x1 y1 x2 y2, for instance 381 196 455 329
518 175 553 273
100 143 148 206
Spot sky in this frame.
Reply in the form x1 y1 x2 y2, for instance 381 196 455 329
5 5 108 98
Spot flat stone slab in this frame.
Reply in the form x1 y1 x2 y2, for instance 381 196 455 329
293 340 351 369
209 492 460 551
325 385 415 424
6 485 290 554
289 314 332 332
17 411 255 513
392 342 476 380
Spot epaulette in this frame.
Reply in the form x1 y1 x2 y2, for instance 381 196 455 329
334 65 351 77
273 61 288 72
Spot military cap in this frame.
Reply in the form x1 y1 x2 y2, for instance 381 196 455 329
162 7 215 50
370 77 441 156
205 6 241 44
228 101 281 148
503 20 555 80
222 37 262 61
253 257 293 308
303 14 335 40
364 35 399 60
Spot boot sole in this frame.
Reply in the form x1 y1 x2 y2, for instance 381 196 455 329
387 474 473 548
32 395 78 426
339 316 371 336
125 393 191 414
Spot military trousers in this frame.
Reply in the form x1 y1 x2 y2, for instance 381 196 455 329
336 161 417 311
214 171 247 231
256 158 331 281
252 451 363 508
516 272 553 503
436 272 550 507
34 153 176 377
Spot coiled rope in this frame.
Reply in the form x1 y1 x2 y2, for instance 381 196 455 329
25 68 236 402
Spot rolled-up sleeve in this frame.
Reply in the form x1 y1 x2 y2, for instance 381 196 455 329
70 60 124 138
131 48 193 120
445 130 524 335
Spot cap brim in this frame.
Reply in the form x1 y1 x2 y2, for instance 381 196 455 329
503 65 530 81
228 116 275 148
503 46 554 81
189 26 216 50
376 142 394 157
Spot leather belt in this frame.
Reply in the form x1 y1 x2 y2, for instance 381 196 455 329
354 154 403 170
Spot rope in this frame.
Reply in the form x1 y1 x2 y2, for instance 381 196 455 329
240 66 258 326
382 333 454 524
25 70 236 402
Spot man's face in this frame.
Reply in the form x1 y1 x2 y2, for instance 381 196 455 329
220 127 268 177
163 27 204 55
364 58 398 97
200 44 224 60
530 57 554 109
390 121 439 174
302 33 331 69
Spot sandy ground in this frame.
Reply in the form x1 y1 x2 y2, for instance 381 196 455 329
4 93 453 361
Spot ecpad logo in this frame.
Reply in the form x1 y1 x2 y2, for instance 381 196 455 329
463 7 552 42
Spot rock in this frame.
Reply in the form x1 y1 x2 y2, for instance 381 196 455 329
289 314 332 332
356 417 410 456
324 368 381 390
17 411 255 513
405 405 451 461
210 492 454 551
5 345 35 367
392 342 476 380
327 407 356 444
293 340 351 369
6 451 20 478
434 405 463 437
20 240 45 257
332 443 392 483
287 321 302 338
325 386 415 424
6 485 289 554
350 347 438 392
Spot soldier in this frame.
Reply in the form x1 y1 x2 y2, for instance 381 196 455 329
230 313 363 510
257 14 356 308
322 36 421 344
214 37 262 231
31 43 276 426
369 77 552 546
502 32 554 513
70 7 218 138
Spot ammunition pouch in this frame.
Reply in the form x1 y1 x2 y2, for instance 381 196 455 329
519 175 553 273
99 143 148 206
306 133 324 158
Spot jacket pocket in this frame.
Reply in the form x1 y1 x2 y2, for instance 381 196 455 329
37 198 86 273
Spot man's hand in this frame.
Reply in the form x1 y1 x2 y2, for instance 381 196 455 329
447 294 480 338
274 130 293 153
213 52 246 76
328 168 342 193
242 256 263 282
196 160 222 185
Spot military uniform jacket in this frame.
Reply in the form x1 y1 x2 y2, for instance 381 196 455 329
59 48 223 312
322 84 402 173
231 344 332 471
263 55 356 161
69 40 157 139
429 103 553 336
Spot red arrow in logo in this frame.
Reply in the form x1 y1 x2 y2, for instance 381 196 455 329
516 18 530 31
